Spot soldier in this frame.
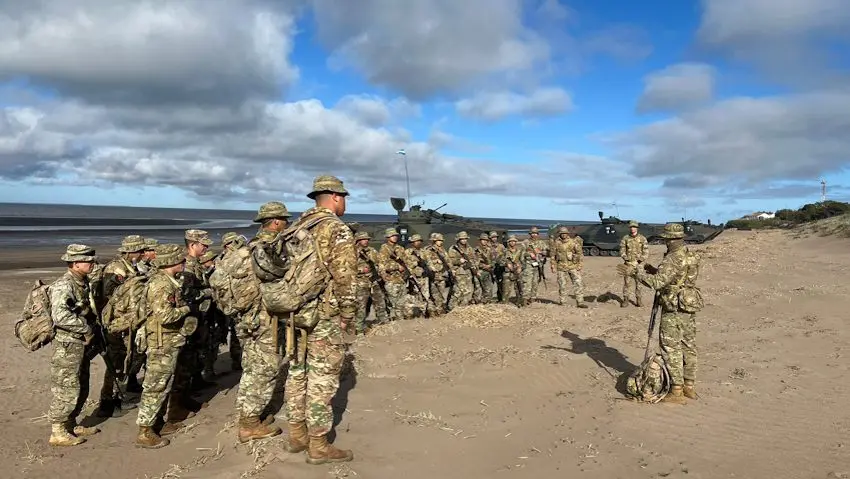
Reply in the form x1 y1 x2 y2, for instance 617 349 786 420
126 237 158 390
354 231 388 333
183 229 217 387
220 232 245 371
620 220 649 307
617 223 702 404
424 233 451 314
234 202 291 442
550 227 589 308
377 228 412 321
137 238 159 275
48 244 102 446
447 231 476 308
200 250 217 269
489 231 506 302
282 175 355 464
405 234 432 317
501 236 524 306
95 234 147 416
475 233 495 304
135 244 199 448
521 227 549 303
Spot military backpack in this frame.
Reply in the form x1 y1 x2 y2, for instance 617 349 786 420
101 274 150 334
209 245 261 316
676 248 704 314
14 280 55 351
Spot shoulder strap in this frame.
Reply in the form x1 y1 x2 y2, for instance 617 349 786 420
282 213 336 241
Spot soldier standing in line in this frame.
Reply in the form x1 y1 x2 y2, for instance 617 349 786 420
219 232 246 371
475 233 495 304
47 244 102 447
182 229 217 388
447 231 476 308
377 228 412 321
550 227 589 308
619 220 649 307
501 236 524 306
282 175 356 464
617 223 702 404
424 233 451 314
354 231 388 333
521 226 549 303
405 234 432 317
489 231 506 302
125 237 158 390
135 244 199 448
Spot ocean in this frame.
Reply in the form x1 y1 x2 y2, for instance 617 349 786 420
0 203 588 248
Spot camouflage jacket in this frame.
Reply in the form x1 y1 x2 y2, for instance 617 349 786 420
378 243 413 284
475 245 494 272
183 255 208 287
552 237 583 271
102 256 141 300
491 243 507 266
620 233 649 264
405 247 429 279
637 245 698 313
355 245 380 285
523 238 549 262
49 270 95 344
145 271 192 346
448 243 476 276
423 245 451 283
501 247 525 279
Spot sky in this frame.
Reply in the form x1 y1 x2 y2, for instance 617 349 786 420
1 0 849 223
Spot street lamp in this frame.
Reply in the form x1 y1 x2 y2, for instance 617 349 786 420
397 148 410 207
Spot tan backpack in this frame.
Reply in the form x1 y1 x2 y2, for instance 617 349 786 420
101 275 150 334
15 280 55 351
210 245 260 316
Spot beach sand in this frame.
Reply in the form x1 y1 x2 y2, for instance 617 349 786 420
1 229 848 479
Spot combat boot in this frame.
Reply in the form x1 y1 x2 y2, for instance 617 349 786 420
261 414 276 426
160 421 185 436
136 426 169 449
305 434 353 465
683 380 699 400
661 385 687 405
71 421 101 437
95 398 116 417
576 299 588 309
49 423 85 447
285 422 308 453
237 416 282 443
167 394 196 421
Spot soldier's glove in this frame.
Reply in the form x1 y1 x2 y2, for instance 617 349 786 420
643 263 658 274
615 264 635 277
180 316 199 337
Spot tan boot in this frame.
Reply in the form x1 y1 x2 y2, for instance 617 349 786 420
661 385 688 405
285 422 308 453
49 423 85 447
72 423 101 437
262 414 276 426
160 421 185 436
683 380 699 400
136 426 169 449
305 434 353 465
237 416 282 443
576 299 588 309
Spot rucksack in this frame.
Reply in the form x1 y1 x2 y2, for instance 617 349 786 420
676 248 704 314
210 246 260 316
15 280 55 351
258 213 336 329
625 352 671 403
101 275 150 334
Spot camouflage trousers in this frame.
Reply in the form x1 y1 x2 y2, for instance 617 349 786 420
100 331 128 401
284 334 344 436
557 269 585 304
235 319 280 417
448 273 473 309
430 281 449 314
521 265 540 300
500 274 522 304
477 271 495 303
355 280 388 331
48 341 93 424
622 263 644 304
659 312 698 385
136 334 189 427
408 277 433 317
384 281 407 321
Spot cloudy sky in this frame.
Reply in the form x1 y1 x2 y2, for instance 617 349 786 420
1 0 848 222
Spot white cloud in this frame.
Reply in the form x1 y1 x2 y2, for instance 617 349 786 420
637 63 716 114
334 95 420 127
455 88 573 121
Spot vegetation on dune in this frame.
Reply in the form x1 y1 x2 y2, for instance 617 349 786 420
725 201 850 231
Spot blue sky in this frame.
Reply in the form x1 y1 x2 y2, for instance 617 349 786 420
0 0 848 223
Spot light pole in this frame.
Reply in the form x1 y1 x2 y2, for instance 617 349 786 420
397 148 410 207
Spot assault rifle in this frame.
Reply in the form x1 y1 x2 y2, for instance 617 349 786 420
390 249 430 314
431 247 455 311
359 248 391 318
452 245 483 303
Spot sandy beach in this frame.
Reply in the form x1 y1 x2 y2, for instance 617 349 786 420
1 229 848 479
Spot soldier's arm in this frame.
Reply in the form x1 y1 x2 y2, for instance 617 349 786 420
325 222 357 318
573 239 584 268
49 279 92 336
148 279 190 326
637 256 677 290
640 237 649 262
447 248 463 267
619 237 628 260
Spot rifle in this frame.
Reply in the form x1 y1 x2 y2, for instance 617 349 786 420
644 292 662 362
452 245 483 302
73 297 126 404
431 247 455 311
504 251 524 305
389 250 429 313
359 248 391 318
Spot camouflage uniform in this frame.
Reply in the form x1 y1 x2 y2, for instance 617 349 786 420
182 229 215 384
475 234 495 304
283 175 355 464
521 227 549 303
134 244 197 448
501 236 524 305
377 229 413 320
98 235 146 411
620 221 649 307
219 233 246 369
447 232 476 308
354 232 387 331
405 234 432 317
48 245 100 446
423 233 451 314
633 223 701 402
551 228 587 307
489 231 506 301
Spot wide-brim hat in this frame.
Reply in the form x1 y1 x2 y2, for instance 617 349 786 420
253 201 292 223
61 244 97 263
354 231 371 241
659 223 686 239
307 175 349 200
184 229 213 246
153 244 186 268
143 238 158 250
628 220 639 228
384 228 399 238
456 231 469 240
118 234 146 253
409 234 423 242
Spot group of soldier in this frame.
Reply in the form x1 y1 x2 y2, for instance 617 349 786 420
42 173 703 462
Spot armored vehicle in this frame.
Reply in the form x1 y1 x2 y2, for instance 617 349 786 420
548 212 666 256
